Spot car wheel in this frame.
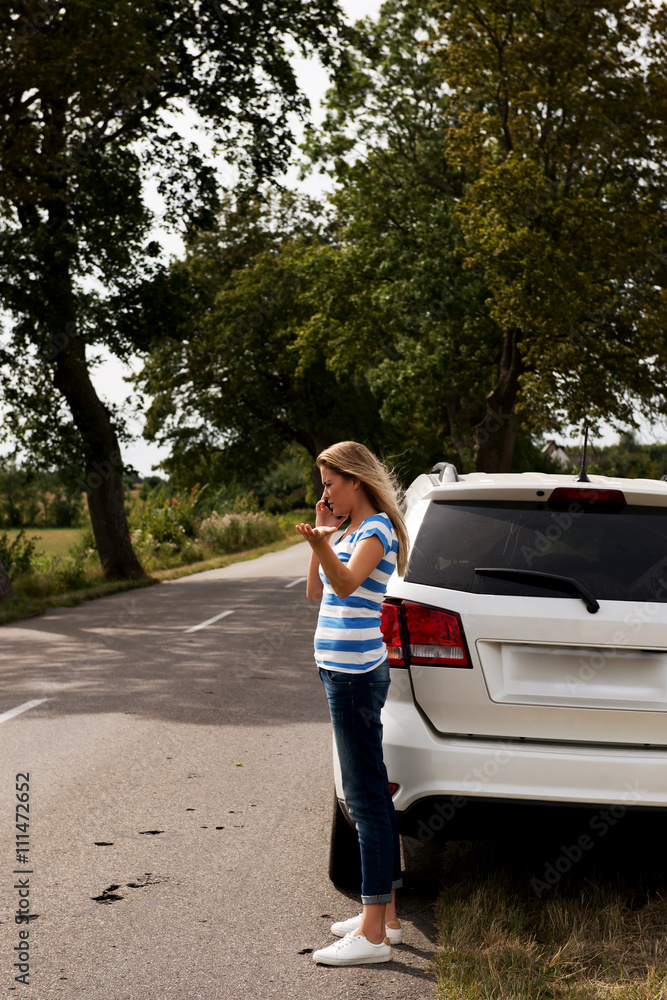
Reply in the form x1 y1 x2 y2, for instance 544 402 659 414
328 791 361 889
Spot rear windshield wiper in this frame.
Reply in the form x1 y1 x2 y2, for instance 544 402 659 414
475 567 600 614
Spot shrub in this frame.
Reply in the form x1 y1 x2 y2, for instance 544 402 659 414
0 530 38 578
198 512 282 553
54 554 88 590
129 485 206 548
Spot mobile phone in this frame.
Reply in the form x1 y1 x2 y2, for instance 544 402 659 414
324 498 345 520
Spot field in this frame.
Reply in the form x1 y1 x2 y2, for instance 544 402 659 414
3 526 87 558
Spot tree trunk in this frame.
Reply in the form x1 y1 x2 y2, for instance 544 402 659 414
34 113 146 582
473 328 523 473
0 560 16 603
52 338 146 580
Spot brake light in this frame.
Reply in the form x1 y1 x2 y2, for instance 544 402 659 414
380 602 405 666
381 600 471 668
404 602 470 666
548 487 626 506
388 782 400 797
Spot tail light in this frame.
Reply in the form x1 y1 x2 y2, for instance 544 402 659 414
380 601 406 666
380 600 470 668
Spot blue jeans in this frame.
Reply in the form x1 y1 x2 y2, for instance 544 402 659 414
319 662 402 905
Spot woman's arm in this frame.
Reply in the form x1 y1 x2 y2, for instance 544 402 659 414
305 541 326 601
296 499 340 601
295 526 384 600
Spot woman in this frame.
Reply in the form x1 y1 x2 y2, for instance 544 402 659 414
295 440 409 967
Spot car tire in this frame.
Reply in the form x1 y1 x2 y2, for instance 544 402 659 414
328 791 361 889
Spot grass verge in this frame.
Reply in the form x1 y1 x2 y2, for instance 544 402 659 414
0 530 306 627
433 830 667 1000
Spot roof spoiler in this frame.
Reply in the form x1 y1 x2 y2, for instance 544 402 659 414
431 462 460 483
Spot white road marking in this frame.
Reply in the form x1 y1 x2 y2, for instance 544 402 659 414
0 699 48 724
185 610 234 633
284 577 307 589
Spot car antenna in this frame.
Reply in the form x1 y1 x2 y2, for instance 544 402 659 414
576 425 591 483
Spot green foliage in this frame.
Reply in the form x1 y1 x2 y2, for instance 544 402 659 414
256 446 310 513
510 436 565 476
6 497 298 595
0 462 83 527
0 0 349 578
133 190 387 479
197 512 282 554
589 434 667 480
126 480 284 569
133 0 504 486
302 0 502 475
51 554 88 591
138 476 167 500
10 526 100 595
433 0 667 438
0 530 38 578
129 484 207 548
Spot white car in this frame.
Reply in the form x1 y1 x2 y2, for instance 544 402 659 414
329 463 667 885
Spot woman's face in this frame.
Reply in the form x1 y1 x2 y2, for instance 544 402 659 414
320 465 358 519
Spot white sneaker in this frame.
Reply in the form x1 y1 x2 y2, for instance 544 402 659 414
331 913 402 944
313 931 392 966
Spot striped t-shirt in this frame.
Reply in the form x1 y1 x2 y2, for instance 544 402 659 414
314 512 398 673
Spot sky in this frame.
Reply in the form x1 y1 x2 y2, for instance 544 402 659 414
97 0 384 477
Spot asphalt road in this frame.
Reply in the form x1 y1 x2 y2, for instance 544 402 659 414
0 543 441 1000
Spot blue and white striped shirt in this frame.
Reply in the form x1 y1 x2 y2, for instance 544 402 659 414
315 512 398 673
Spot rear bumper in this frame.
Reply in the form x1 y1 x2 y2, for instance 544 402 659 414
381 670 667 823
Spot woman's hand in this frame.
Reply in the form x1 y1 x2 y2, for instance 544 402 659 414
295 521 338 543
314 498 344 528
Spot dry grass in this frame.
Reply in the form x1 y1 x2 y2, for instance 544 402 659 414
433 824 667 999
2 526 86 558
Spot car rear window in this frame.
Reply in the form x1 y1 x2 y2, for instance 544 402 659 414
405 501 667 603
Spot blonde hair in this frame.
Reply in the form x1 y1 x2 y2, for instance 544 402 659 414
317 441 409 576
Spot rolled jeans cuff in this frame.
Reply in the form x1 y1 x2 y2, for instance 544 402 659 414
361 892 393 905
392 877 403 890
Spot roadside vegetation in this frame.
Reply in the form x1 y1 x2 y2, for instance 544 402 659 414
433 830 667 999
1 433 665 625
0 472 309 625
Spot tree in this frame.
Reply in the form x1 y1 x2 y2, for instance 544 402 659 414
0 0 347 577
590 432 667 480
303 0 505 474
432 0 667 470
130 191 390 485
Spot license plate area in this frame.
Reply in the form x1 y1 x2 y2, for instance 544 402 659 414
477 641 667 711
